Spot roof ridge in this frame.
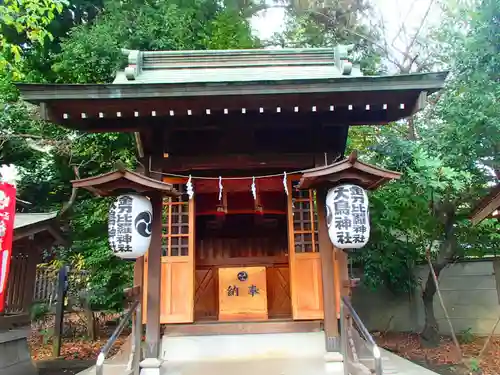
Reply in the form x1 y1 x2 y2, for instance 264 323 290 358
118 45 358 82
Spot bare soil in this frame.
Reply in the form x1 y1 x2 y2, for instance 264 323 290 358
376 332 500 375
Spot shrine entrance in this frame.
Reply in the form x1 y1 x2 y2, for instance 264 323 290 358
193 179 292 322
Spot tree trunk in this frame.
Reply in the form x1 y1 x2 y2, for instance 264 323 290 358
420 201 457 347
421 265 445 346
407 116 418 140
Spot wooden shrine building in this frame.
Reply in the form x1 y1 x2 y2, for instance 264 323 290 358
470 183 500 225
1 212 65 375
17 46 447 365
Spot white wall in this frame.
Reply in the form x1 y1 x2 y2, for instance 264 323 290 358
351 260 500 335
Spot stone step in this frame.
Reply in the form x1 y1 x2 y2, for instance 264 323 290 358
161 332 327 362
160 358 344 375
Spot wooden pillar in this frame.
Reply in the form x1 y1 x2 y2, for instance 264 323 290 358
134 256 144 304
316 188 340 352
141 192 163 374
337 250 350 299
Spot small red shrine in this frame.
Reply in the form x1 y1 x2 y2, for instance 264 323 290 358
17 46 447 373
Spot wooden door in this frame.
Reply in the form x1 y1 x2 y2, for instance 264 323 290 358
143 181 195 324
287 179 324 320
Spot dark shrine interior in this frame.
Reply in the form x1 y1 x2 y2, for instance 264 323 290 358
195 190 289 264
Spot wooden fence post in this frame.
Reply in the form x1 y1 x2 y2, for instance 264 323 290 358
52 265 68 358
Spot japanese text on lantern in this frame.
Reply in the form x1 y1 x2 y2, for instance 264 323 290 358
109 195 133 253
328 184 369 249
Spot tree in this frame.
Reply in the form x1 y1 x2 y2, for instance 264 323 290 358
2 0 261 310
0 0 66 74
350 0 499 347
416 0 500 344
52 0 259 84
267 0 382 74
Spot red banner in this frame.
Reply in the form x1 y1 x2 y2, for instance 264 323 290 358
0 182 16 313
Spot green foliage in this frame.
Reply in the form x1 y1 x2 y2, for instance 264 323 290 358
30 302 50 321
458 327 475 344
2 0 260 311
349 0 499 296
468 357 481 373
52 0 259 83
269 4 382 74
0 0 66 74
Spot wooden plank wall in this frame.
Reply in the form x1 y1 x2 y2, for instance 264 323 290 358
194 219 292 320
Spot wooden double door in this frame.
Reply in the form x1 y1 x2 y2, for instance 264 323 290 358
144 177 326 324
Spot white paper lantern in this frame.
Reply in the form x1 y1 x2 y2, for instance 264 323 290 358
325 184 370 251
108 194 152 259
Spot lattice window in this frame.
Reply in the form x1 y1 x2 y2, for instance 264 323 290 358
162 183 190 257
291 181 319 253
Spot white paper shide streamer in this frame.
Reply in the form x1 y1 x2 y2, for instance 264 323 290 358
251 177 256 200
283 172 289 196
186 175 194 200
218 176 223 201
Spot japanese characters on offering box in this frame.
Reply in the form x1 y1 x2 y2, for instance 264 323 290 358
0 181 16 312
326 184 370 250
226 284 260 297
108 194 152 259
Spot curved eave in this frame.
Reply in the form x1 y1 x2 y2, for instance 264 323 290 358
298 151 402 190
17 72 448 102
14 212 67 245
72 169 180 197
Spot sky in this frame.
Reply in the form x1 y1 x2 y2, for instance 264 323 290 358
250 0 442 51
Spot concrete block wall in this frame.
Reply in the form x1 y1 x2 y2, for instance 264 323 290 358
0 329 38 375
351 260 500 335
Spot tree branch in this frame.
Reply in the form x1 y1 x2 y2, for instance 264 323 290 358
59 166 80 217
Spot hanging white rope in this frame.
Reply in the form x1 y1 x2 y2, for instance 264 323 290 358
218 176 223 201
186 175 194 200
148 156 305 180
251 177 256 200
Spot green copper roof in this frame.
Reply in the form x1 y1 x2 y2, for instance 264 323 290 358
113 45 363 85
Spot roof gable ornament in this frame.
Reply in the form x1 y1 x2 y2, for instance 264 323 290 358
298 150 402 190
113 45 364 85
334 44 354 76
122 49 143 81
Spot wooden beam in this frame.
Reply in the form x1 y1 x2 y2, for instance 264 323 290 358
52 266 68 358
316 187 340 352
160 153 316 172
0 313 30 330
22 249 38 312
48 108 415 132
144 192 163 360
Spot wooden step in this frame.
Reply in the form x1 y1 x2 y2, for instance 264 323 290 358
163 319 323 337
